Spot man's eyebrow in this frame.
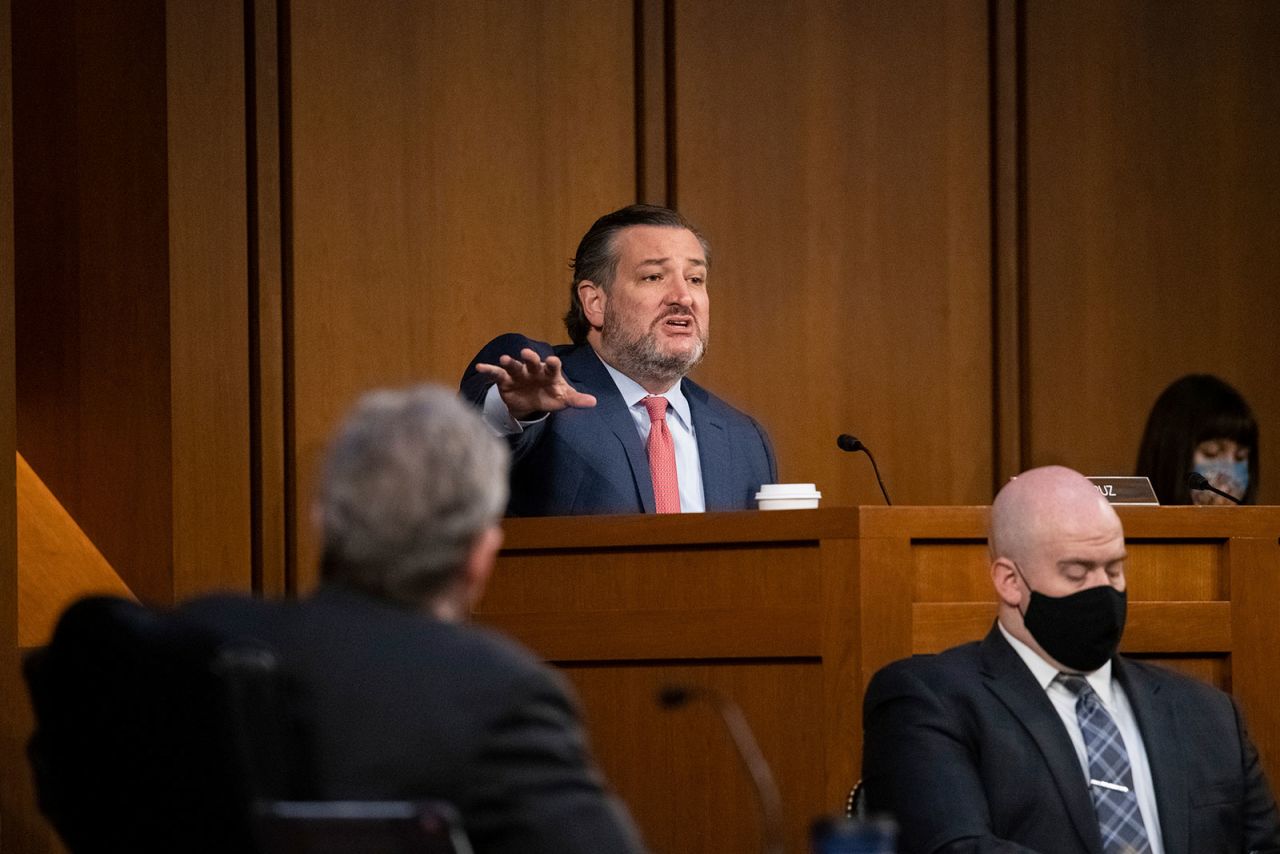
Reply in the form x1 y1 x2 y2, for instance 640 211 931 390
1057 553 1128 569
635 257 707 268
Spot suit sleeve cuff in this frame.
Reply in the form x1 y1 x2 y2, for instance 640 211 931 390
483 384 549 435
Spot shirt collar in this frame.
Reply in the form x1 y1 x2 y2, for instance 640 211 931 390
596 352 692 429
998 620 1114 705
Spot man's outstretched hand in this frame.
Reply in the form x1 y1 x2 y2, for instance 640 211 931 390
474 348 597 420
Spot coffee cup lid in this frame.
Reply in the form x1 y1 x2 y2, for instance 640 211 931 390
755 483 822 500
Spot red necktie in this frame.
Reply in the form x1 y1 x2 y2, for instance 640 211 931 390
642 395 681 513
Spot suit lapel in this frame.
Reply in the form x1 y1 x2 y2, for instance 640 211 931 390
561 345 656 513
1115 659 1188 854
980 628 1105 854
683 379 732 510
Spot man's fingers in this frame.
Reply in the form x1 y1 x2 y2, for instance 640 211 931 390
481 351 593 412
518 348 550 375
474 362 520 389
565 390 597 409
498 354 531 383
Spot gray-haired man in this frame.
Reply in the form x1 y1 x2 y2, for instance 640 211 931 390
183 385 645 854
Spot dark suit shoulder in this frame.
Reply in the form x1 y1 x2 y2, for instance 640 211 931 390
1116 654 1239 717
460 334 581 404
1119 654 1224 692
476 333 579 361
863 644 992 736
869 641 986 687
680 376 778 487
181 589 548 689
681 376 758 422
448 619 562 690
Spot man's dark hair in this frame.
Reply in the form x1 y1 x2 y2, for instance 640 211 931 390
1134 373 1259 504
563 204 710 344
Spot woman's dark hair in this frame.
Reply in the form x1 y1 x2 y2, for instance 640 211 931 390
562 204 710 344
1134 374 1259 504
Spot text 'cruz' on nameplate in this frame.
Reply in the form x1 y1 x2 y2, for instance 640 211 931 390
1088 476 1159 506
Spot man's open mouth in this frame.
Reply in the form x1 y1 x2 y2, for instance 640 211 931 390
660 315 694 330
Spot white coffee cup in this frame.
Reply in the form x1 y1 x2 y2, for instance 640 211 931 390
755 483 822 510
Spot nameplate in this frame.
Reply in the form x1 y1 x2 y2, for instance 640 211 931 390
1088 476 1159 506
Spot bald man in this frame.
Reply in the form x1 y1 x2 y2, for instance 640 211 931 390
861 466 1280 854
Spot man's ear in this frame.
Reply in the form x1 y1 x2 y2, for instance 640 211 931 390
579 280 606 329
461 526 504 609
990 557 1024 609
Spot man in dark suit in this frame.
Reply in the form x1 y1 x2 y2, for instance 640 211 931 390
459 204 776 516
182 386 645 854
862 466 1280 854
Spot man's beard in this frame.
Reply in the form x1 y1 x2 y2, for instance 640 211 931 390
601 306 708 386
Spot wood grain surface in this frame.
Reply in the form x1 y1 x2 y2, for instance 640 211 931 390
286 0 637 589
6 2 1280 850
479 506 1280 854
673 0 994 508
1023 1 1280 501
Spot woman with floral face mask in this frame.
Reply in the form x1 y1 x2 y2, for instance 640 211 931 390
1135 374 1259 505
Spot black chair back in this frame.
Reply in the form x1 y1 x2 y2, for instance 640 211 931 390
25 595 472 854
24 596 259 854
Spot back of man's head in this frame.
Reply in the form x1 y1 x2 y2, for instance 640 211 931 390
318 385 509 609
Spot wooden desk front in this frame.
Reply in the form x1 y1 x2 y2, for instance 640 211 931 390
476 506 1280 854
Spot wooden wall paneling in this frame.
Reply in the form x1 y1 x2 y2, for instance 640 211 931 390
482 543 822 612
14 0 256 604
1226 535 1280 786
286 0 638 588
2 2 39 849
819 535 861 811
483 511 859 854
910 538 1225 602
673 0 993 507
3 5 58 849
1024 1 1280 502
6 0 253 838
912 541 991 599
483 539 823 660
635 0 669 205
12 0 175 604
248 0 288 597
17 453 133 648
991 0 1027 487
855 534 914 686
569 661 826 854
166 0 252 599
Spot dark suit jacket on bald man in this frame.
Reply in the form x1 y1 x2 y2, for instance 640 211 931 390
862 624 1280 854
460 333 777 516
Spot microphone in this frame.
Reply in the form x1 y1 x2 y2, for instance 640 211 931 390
1187 471 1243 505
658 685 783 854
836 434 892 505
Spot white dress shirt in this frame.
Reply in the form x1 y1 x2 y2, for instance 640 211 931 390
998 621 1165 854
480 355 707 512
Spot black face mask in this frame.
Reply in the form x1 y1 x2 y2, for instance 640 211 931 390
1013 564 1127 672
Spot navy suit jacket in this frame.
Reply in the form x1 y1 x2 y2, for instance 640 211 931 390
862 625 1280 854
460 333 777 516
